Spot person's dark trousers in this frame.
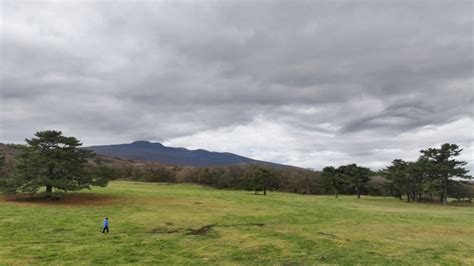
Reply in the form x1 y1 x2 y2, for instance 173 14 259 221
102 227 109 234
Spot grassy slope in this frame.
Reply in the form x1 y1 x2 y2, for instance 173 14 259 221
0 181 473 265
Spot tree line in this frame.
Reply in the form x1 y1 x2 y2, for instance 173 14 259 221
0 130 472 205
382 144 470 205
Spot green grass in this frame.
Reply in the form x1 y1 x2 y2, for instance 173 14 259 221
0 181 473 265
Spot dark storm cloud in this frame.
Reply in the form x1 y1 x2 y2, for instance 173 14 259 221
1 0 472 170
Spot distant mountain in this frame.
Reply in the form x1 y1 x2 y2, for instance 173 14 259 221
84 141 291 168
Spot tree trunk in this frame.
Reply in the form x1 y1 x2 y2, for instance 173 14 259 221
46 185 53 195
407 192 411 202
335 191 338 198
443 180 448 206
263 181 267 196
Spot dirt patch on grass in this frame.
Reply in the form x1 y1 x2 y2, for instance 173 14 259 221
239 223 265 227
1 193 122 206
186 224 216 236
219 223 265 228
51 228 66 233
149 222 265 236
317 231 337 238
150 226 181 234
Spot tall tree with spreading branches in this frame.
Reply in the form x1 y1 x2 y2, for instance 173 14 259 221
340 164 371 199
321 166 346 198
419 143 470 205
0 130 109 196
253 167 275 195
382 159 426 202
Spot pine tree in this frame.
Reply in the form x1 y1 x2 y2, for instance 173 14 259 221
0 155 8 190
321 166 346 198
419 143 470 205
340 164 370 199
253 168 274 195
382 159 409 200
0 130 108 195
0 155 4 177
382 159 425 202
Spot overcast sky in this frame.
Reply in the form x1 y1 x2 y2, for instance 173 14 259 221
1 0 473 170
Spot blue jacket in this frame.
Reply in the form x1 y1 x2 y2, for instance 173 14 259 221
103 219 109 227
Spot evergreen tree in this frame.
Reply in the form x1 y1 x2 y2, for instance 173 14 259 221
382 159 425 202
340 164 370 198
253 167 274 195
382 159 409 200
0 155 4 177
321 166 345 198
409 159 431 202
419 143 470 205
0 156 9 192
0 130 108 195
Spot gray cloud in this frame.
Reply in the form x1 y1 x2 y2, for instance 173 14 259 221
1 0 473 170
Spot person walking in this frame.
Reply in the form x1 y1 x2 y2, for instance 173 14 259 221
102 217 109 234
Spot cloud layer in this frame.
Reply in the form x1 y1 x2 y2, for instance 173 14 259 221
1 1 473 170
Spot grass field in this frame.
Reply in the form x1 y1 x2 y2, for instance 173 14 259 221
0 181 473 265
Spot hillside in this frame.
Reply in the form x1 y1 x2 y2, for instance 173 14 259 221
0 143 322 194
85 141 291 168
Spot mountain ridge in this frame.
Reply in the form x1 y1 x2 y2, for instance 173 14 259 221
84 141 294 168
